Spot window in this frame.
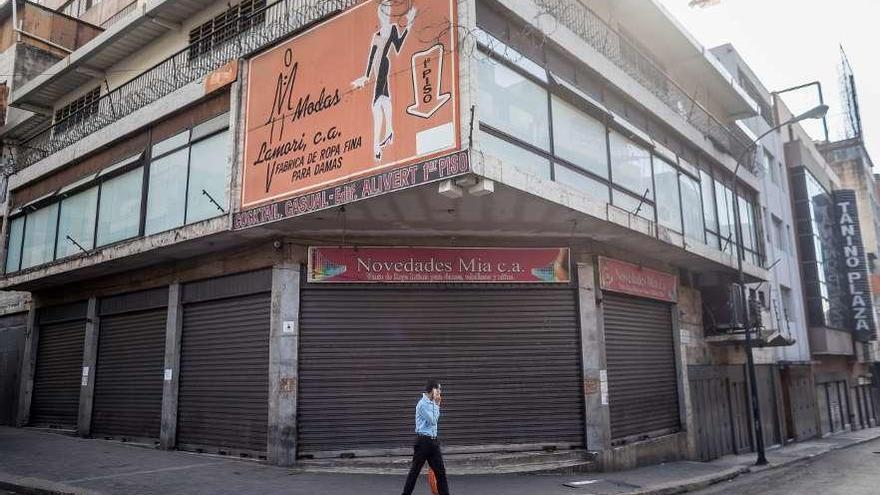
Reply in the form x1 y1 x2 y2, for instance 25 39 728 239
21 204 59 269
145 147 188 235
5 216 24 273
55 187 99 259
96 168 143 246
772 216 786 254
480 131 550 179
550 95 607 178
478 56 550 151
700 170 719 248
715 181 735 254
612 190 655 222
609 131 652 199
187 131 231 223
189 0 267 58
766 149 778 185
146 124 231 234
54 87 101 134
654 158 681 232
780 286 794 323
554 163 609 202
680 173 704 243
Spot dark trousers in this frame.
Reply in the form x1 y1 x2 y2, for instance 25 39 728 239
401 435 450 495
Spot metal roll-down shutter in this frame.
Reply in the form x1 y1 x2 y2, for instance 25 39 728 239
603 294 679 441
297 284 584 457
91 288 168 439
0 312 27 426
176 270 271 455
30 302 88 429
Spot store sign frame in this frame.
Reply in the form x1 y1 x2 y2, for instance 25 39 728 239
833 190 877 341
308 247 571 283
241 0 460 209
598 257 678 303
232 150 468 229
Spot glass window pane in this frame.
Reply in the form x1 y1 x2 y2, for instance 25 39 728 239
612 190 654 222
152 129 190 157
554 164 609 202
187 131 230 224
145 149 188 235
715 182 734 254
700 170 718 231
609 131 652 198
654 159 681 232
5 216 24 272
56 186 98 259
21 203 59 269
478 57 550 150
738 195 754 251
97 168 143 246
680 174 704 243
550 96 607 178
480 131 551 179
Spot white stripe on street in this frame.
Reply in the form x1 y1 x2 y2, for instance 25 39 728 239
62 462 224 483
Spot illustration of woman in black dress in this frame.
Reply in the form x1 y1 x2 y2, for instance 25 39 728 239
352 2 417 161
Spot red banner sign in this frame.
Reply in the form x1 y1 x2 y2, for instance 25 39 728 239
598 257 677 302
309 247 571 283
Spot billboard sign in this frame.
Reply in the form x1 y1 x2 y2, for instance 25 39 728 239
242 0 460 208
308 247 571 283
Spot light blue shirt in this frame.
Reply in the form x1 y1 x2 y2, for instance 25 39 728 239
415 393 440 438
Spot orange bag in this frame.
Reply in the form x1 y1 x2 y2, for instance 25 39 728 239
427 467 439 495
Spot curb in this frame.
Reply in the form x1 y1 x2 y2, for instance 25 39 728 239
0 473 105 495
619 466 748 495
747 432 880 474
617 431 880 495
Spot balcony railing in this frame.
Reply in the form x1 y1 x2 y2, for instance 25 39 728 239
536 0 756 172
16 0 359 171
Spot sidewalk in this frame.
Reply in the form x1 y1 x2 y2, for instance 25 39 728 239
0 426 878 495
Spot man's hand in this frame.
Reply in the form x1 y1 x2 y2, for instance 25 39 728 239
352 76 368 89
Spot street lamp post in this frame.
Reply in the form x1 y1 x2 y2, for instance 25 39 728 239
730 103 828 467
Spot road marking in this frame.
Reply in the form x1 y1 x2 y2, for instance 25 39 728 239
62 462 224 483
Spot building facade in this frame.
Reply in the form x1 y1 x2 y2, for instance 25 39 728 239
2 0 874 471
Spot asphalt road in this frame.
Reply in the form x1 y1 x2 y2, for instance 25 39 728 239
695 438 880 495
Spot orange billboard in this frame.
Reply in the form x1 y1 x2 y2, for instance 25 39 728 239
241 0 460 208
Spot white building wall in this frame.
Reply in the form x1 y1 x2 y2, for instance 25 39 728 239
712 45 811 363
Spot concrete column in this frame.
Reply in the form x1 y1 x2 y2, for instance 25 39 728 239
670 300 695 458
77 297 99 437
160 283 183 450
577 261 610 452
268 263 301 466
15 306 38 426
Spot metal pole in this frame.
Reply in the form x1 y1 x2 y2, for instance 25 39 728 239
732 143 768 466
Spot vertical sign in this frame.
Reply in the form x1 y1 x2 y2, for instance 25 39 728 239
834 190 877 341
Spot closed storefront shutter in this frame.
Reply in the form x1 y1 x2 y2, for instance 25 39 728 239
603 294 679 441
0 312 27 426
828 382 843 432
177 271 270 455
92 288 168 439
298 284 584 458
30 302 88 429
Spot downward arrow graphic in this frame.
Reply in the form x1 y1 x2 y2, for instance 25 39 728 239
406 44 452 119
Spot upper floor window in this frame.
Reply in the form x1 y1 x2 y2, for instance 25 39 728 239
54 87 101 134
5 114 231 274
189 0 267 59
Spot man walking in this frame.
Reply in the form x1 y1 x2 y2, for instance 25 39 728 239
401 379 450 495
